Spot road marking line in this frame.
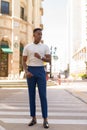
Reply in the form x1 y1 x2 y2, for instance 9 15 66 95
0 111 87 116
1 118 87 125
0 106 87 111
0 126 6 130
0 103 85 106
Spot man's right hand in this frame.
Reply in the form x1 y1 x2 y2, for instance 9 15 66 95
25 71 33 78
34 52 41 59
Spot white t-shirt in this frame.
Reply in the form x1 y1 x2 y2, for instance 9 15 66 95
23 43 50 66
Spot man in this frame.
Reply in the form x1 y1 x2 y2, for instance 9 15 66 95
22 28 51 128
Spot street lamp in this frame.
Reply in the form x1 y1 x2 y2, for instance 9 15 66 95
50 46 58 78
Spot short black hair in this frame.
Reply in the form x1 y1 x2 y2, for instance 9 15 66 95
33 28 42 33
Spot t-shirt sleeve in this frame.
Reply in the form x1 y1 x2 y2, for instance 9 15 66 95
23 46 28 56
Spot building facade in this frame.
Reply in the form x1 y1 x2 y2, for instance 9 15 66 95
67 0 87 76
0 0 44 79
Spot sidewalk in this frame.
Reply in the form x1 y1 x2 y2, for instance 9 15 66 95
64 82 87 104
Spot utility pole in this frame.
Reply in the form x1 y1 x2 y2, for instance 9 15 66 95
50 46 52 78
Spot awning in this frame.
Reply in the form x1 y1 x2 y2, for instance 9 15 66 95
20 46 24 52
1 48 13 53
0 44 13 53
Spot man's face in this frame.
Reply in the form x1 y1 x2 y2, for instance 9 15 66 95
33 30 42 43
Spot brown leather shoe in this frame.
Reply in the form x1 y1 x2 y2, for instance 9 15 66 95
43 121 49 128
28 119 37 126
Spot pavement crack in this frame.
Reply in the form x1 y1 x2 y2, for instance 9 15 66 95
65 89 87 105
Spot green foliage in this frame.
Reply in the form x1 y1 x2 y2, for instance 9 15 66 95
78 73 84 77
80 74 87 80
71 73 76 78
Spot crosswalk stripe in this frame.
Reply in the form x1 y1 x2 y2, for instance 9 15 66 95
0 107 87 111
0 103 85 106
0 111 87 116
0 126 6 130
0 118 87 125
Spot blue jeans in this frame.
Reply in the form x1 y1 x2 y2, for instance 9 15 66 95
27 66 48 118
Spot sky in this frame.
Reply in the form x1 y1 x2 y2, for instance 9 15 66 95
43 0 67 46
42 0 68 70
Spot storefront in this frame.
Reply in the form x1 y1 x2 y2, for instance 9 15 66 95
0 0 43 79
0 40 12 77
0 40 24 79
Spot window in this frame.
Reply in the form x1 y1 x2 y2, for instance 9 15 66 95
1 1 9 15
20 7 24 19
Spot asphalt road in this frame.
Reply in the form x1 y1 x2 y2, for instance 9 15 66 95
0 82 87 130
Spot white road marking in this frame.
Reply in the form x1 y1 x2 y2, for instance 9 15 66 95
0 126 6 130
0 118 87 125
0 106 87 111
0 111 87 116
